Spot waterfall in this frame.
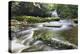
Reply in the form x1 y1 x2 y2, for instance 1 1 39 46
50 9 59 17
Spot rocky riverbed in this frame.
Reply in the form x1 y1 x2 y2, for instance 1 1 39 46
9 19 78 53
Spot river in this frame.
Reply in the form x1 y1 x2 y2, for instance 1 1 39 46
10 19 78 53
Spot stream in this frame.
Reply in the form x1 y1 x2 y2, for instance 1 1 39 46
10 19 78 53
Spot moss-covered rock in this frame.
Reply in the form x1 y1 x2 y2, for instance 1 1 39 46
33 29 54 41
15 16 60 23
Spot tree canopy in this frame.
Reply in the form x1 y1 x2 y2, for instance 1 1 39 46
9 1 78 19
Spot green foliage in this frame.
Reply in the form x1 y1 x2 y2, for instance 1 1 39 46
10 1 56 17
10 1 78 19
56 4 78 18
33 29 53 41
15 16 60 23
15 16 41 23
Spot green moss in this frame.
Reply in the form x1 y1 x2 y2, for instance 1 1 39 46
15 16 60 23
33 29 53 41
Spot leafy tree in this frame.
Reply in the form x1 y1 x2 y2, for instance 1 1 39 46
10 1 56 17
56 4 78 19
10 1 78 19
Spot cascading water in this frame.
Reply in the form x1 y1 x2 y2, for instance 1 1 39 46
10 22 77 53
10 10 77 52
50 9 59 17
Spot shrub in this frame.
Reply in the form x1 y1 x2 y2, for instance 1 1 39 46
15 16 60 23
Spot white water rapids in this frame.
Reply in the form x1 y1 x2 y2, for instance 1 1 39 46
10 19 78 53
